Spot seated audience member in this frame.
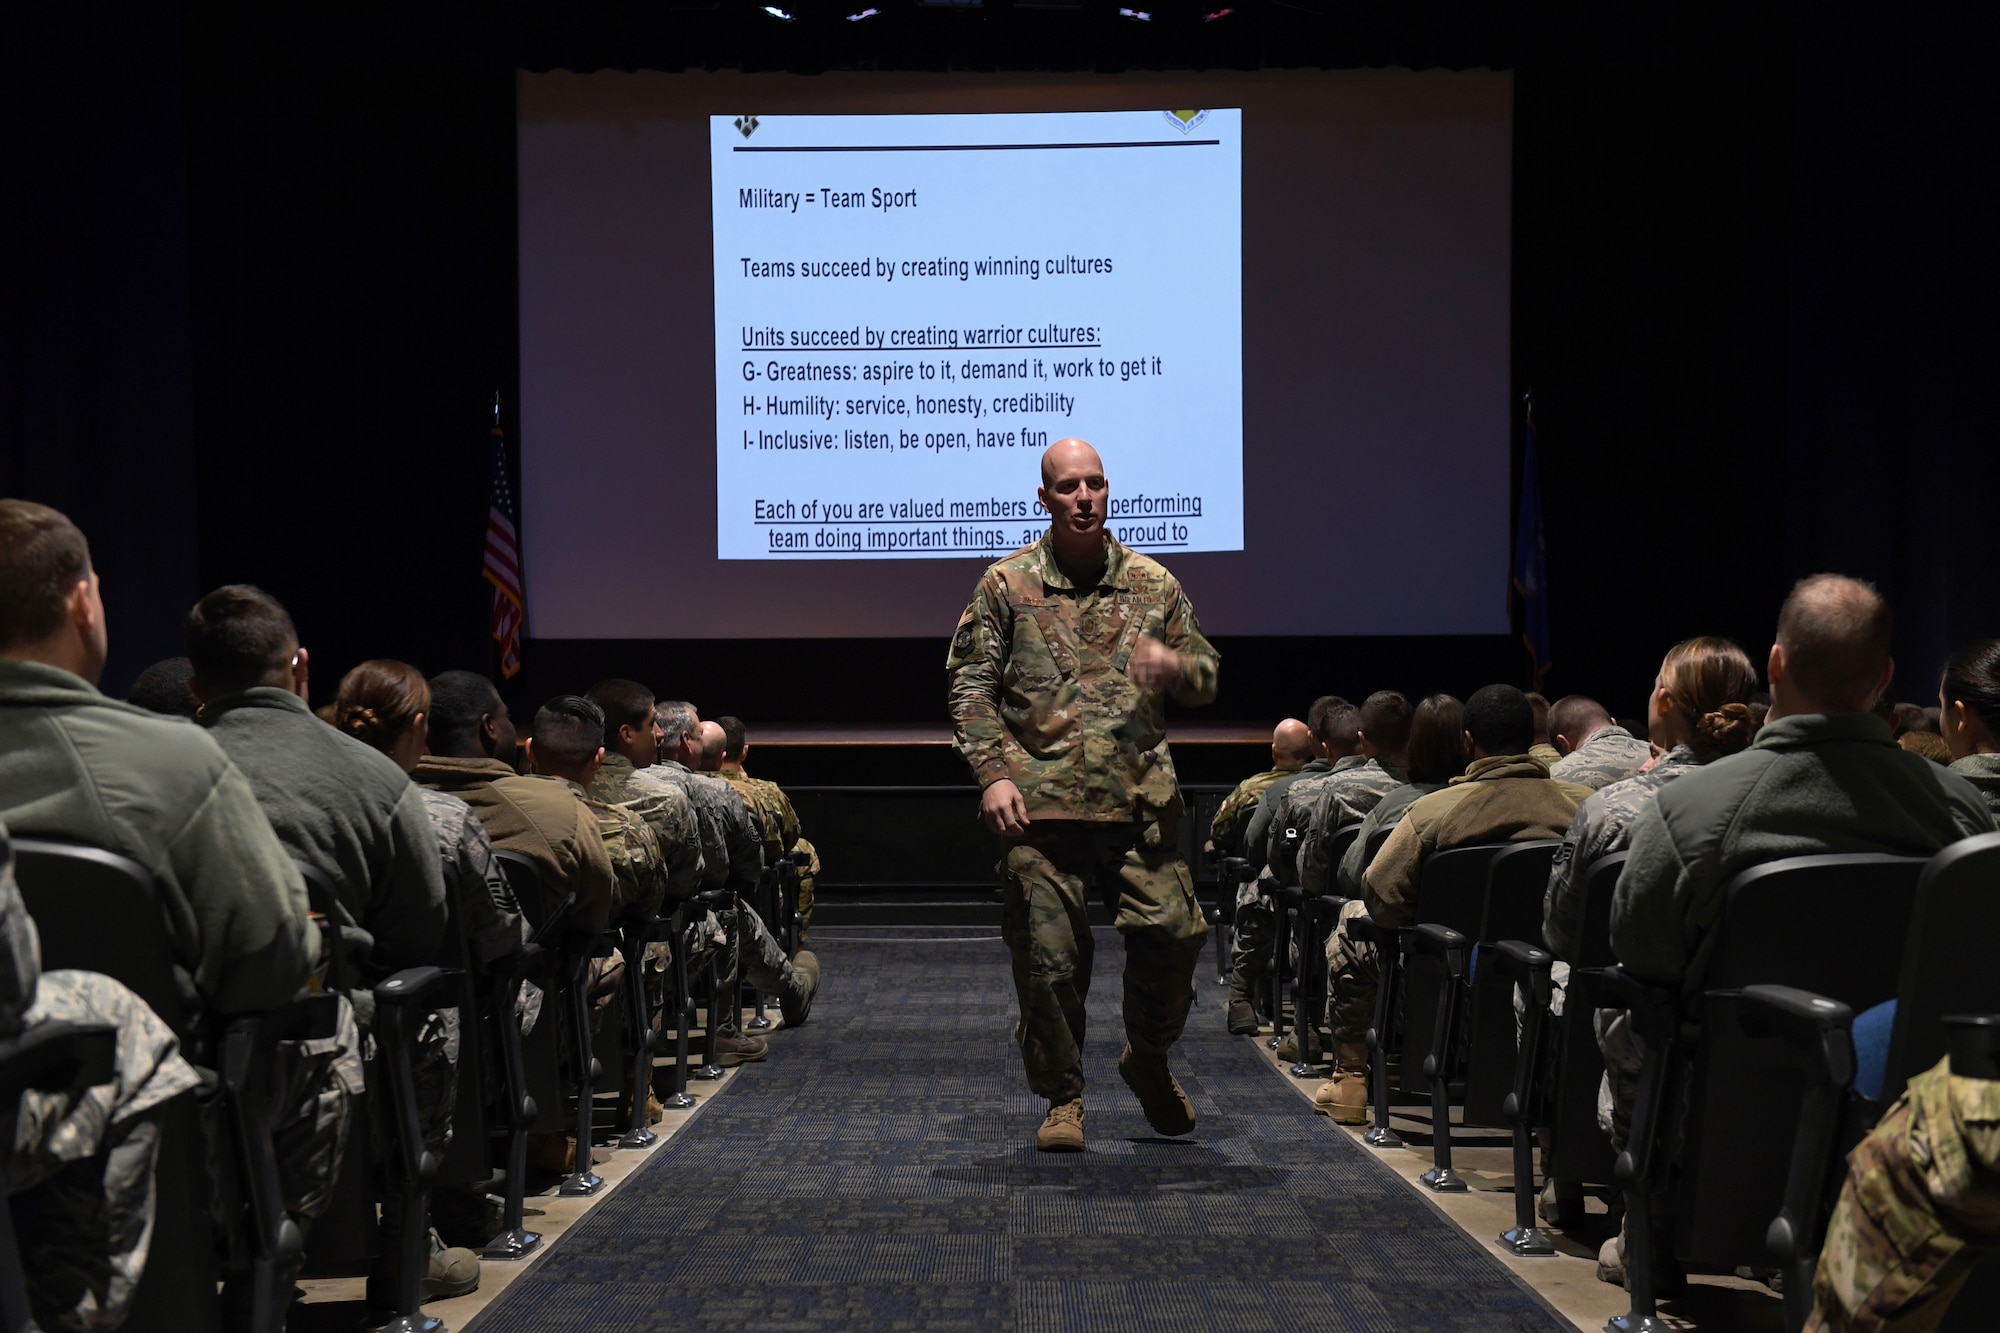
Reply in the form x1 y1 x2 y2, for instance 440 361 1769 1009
528 695 667 927
1890 700 1939 738
1899 730 1952 765
1209 718 1313 858
582 679 708 902
1532 637 1758 1228
1 819 202 1331
1939 639 2000 815
1604 576 1993 1286
1333 694 1469 897
1225 698 1347 1034
413 671 615 936
124 655 199 718
1806 1051 2000 1333
1526 691 1560 769
189 586 448 990
714 714 821 939
1548 694 1655 789
1287 691 1413 895
0 500 316 1024
1311 685 1589 1121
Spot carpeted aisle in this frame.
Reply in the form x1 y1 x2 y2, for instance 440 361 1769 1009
472 926 1569 1332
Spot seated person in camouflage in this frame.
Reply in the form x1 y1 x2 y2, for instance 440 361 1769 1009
1530 637 1758 1229
1602 575 1994 1288
1312 685 1590 1121
1526 691 1561 770
1209 718 1313 860
1547 694 1654 790
1291 690 1414 897
0 501 317 1028
413 672 616 937
188 586 449 1006
648 701 819 1035
1939 639 2000 816
1334 695 1468 897
124 655 199 718
714 715 820 940
1 819 203 1331
1806 1051 2000 1333
1225 697 1349 1035
583 678 705 901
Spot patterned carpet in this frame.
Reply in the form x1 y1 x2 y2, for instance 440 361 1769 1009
471 925 1569 1332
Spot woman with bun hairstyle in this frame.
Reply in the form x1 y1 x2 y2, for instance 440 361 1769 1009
1940 639 2000 815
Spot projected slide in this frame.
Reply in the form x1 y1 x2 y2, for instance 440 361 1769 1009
711 109 1243 561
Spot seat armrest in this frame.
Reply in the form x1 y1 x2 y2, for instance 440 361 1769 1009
1735 984 1855 1082
373 965 460 1013
1594 965 1678 1033
1491 939 1554 1006
1219 856 1252 884
1411 921 1469 961
1945 1014 2000 1080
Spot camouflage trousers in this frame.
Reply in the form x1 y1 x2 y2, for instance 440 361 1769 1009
1807 1058 2000 1332
686 903 799 1035
1595 1005 1645 1153
1324 900 1380 1047
2 969 201 1332
998 818 1208 1103
1227 872 1279 993
795 836 820 938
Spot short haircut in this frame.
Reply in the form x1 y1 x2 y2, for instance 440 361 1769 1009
656 699 699 746
1359 691 1412 753
429 670 502 742
1525 692 1551 743
1464 684 1535 756
1315 700 1362 751
125 657 199 718
1305 695 1349 742
588 678 655 739
1548 694 1613 743
716 715 749 761
0 499 92 651
1405 694 1469 784
532 695 605 769
185 585 297 693
1777 574 1893 712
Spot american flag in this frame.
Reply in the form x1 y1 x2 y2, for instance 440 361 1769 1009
483 418 524 678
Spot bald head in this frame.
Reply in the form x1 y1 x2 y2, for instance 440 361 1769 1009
1271 718 1314 767
695 719 727 771
1038 436 1108 558
1773 574 1894 715
1041 437 1102 487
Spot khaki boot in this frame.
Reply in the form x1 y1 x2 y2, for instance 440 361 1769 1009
714 1031 769 1064
1312 1041 1371 1124
780 950 820 1028
1036 1099 1085 1152
1226 978 1259 1035
1118 1046 1196 1136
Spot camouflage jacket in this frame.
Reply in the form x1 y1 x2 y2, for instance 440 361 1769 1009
1539 745 1698 959
1333 781 1446 896
586 753 706 902
1948 752 2000 819
1550 724 1655 791
417 788 529 968
629 758 764 898
1209 764 1300 856
582 791 670 921
1277 756 1405 885
718 768 801 863
947 532 1218 822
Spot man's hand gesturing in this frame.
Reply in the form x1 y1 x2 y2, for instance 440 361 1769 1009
981 778 1031 839
1127 638 1182 691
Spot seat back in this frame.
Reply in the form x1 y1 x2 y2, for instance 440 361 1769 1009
1546 850 1627 1184
1677 852 1929 1267
1881 831 2000 1107
291 859 353 992
1463 841 1562 1125
1400 844 1511 1095
9 839 222 1333
1312 823 1362 893
493 853 570 1131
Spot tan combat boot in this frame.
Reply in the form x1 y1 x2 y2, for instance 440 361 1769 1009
1036 1099 1085 1152
1118 1046 1196 1136
1312 1041 1371 1124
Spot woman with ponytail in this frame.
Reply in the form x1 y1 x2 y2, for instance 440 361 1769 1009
1940 638 2000 815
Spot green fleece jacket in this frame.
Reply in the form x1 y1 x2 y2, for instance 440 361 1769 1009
0 661 315 1022
1612 712 1995 996
204 688 447 978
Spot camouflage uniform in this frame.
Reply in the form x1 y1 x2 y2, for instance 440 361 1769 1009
1549 724 1655 791
1807 1057 2000 1332
718 767 819 937
418 787 529 967
1947 752 2000 819
1529 742 1562 770
586 752 706 902
2 823 204 1331
1332 782 1445 898
1280 757 1406 890
1209 764 1299 857
948 532 1217 1103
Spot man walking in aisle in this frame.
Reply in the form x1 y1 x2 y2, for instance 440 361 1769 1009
947 438 1218 1152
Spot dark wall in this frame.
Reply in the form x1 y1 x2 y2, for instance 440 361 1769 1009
5 4 1993 728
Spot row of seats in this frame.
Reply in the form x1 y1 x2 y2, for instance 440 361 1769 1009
0 834 807 1333
1215 822 2000 1333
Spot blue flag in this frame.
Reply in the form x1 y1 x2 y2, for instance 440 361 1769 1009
1512 417 1552 686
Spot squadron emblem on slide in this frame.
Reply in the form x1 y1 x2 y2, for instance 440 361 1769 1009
1162 109 1210 134
734 114 761 139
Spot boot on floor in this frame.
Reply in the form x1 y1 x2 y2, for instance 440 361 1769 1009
1118 1046 1196 1137
779 949 820 1028
1226 978 1259 1035
1036 1099 1085 1152
1312 1041 1371 1124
